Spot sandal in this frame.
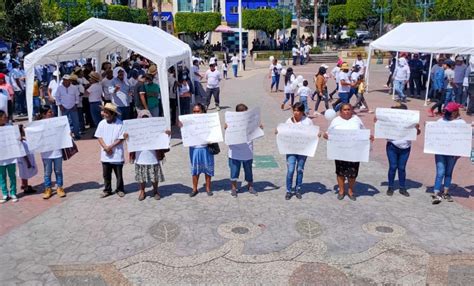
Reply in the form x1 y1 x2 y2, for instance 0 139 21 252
138 190 146 201
189 191 198 197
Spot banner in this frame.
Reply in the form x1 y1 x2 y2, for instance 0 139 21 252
374 108 419 141
123 117 169 152
424 121 472 157
276 123 319 157
327 129 370 162
0 125 26 161
225 107 264 145
179 113 223 147
25 116 73 153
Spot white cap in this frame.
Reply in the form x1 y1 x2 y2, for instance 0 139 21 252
455 56 464 61
53 71 60 76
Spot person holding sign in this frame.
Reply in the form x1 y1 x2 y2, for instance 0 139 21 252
181 103 215 197
94 103 126 198
430 102 466 205
0 110 19 203
225 104 260 198
38 106 66 200
375 104 421 197
324 104 373 201
275 102 315 200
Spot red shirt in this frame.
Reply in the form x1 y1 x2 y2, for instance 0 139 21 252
0 83 14 100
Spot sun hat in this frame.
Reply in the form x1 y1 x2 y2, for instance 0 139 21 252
73 66 82 73
444 102 462 113
100 102 121 115
68 74 78 81
147 64 157 75
341 63 350 70
455 56 464 61
62 74 71 80
337 59 343 65
89 72 101 83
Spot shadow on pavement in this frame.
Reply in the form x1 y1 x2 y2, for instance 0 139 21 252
425 184 474 198
301 182 331 195
332 182 380 197
380 179 423 190
158 183 193 198
67 181 103 193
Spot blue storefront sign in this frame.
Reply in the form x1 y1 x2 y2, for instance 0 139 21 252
152 12 173 23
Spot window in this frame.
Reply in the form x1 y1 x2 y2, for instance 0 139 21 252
178 0 193 12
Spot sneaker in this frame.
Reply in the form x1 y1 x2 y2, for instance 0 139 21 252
387 187 394 196
399 188 410 197
294 191 302 199
0 195 8 203
231 189 237 198
57 187 66 198
11 195 18 203
431 194 442 204
248 187 258 196
116 190 125 197
43 188 53 199
442 193 453 202
189 191 198 197
285 192 292 200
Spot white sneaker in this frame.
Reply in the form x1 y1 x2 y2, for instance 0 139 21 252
11 195 18 203
0 196 8 203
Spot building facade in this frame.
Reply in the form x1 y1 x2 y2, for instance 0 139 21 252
225 0 278 27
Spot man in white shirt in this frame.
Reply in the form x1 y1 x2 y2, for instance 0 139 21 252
393 57 411 102
299 45 306 65
205 64 222 111
56 74 81 139
292 45 299 66
334 63 354 111
230 53 239 77
297 80 311 114
269 59 283 92
353 53 366 74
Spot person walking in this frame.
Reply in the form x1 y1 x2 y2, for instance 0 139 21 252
443 60 455 106
269 58 282 92
312 66 329 114
453 56 468 106
292 45 299 66
282 67 296 109
329 60 342 100
431 102 466 205
230 53 239 78
392 57 410 103
95 103 126 198
55 74 81 140
408 53 423 98
205 64 222 111
428 58 446 117
333 63 356 111
297 80 311 115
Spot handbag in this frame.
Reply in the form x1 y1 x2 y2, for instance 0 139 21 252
62 141 79 161
156 148 170 161
207 143 220 155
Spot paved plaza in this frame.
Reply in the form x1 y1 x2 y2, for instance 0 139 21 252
0 61 473 285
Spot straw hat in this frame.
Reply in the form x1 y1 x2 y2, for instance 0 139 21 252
341 63 350 70
100 102 121 115
147 64 157 75
69 74 78 81
62 74 71 80
89 72 101 83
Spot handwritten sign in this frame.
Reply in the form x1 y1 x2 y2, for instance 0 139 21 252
225 108 264 145
424 121 472 157
123 117 169 152
276 123 319 157
0 125 26 161
374 108 419 141
25 116 73 153
327 129 370 162
179 113 223 147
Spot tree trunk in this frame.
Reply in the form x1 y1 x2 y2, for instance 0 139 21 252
157 0 163 29
147 0 153 26
313 0 318 47
296 0 301 44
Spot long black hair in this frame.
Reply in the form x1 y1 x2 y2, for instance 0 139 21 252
285 67 294 85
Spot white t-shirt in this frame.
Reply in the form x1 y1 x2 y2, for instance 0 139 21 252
94 118 125 163
329 115 365 130
338 72 351 93
353 59 365 70
444 69 455 89
101 78 114 100
210 57 217 65
41 149 63 160
269 64 282 77
206 69 221 88
228 142 253 161
331 67 340 80
285 116 313 126
292 47 299 57
230 56 239 65
388 139 411 149
284 74 296 93
297 86 311 97
221 63 227 71
48 79 59 99
192 65 202 80
350 71 360 83
87 82 103 103
135 150 159 165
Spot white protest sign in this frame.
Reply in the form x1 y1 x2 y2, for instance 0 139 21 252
25 116 73 153
374 108 419 141
225 108 264 145
123 117 169 152
327 129 370 162
179 113 223 147
424 121 472 157
276 123 320 157
0 125 26 161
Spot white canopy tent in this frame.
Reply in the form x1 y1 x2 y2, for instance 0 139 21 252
365 20 474 104
24 18 193 126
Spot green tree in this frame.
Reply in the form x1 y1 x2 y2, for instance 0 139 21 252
328 4 347 27
389 0 420 24
347 21 357 38
430 0 474 20
175 12 221 40
242 9 291 37
1 0 42 42
106 5 147 24
345 0 373 23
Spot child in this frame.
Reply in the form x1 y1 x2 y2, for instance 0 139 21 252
94 103 126 198
128 110 168 201
39 106 66 199
297 80 311 115
225 104 259 197
0 110 18 203
221 61 228 79
18 124 38 194
353 74 373 113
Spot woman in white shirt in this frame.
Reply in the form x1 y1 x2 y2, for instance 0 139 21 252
276 102 316 200
324 103 373 201
282 67 296 109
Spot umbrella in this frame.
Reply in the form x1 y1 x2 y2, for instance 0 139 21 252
214 25 234 33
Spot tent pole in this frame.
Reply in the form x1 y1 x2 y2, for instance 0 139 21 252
175 64 180 116
56 58 62 117
424 53 433 106
392 52 399 100
365 48 372 92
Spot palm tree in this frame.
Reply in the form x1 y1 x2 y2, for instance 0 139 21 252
157 0 163 29
296 0 301 43
147 0 153 26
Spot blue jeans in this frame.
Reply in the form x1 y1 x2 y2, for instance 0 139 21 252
292 56 297 65
271 75 280 91
77 107 85 131
444 88 454 106
228 158 253 183
286 154 307 192
118 106 130 120
90 101 102 126
394 80 406 101
300 96 309 114
42 157 63 188
14 90 27 114
63 107 81 139
232 64 238 77
335 92 350 111
283 93 294 106
434 154 458 193
386 142 411 189
33 96 41 115
453 85 464 104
